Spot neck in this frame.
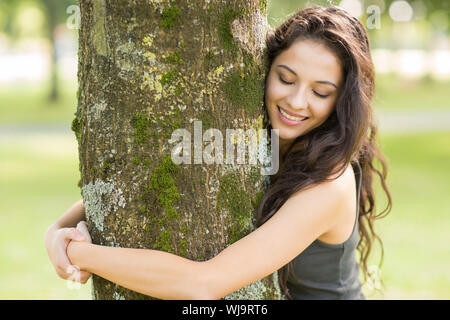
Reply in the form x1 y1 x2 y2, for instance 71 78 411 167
279 138 294 159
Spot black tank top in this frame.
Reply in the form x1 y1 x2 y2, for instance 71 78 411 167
286 160 365 299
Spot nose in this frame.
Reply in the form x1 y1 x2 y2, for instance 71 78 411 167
285 85 308 111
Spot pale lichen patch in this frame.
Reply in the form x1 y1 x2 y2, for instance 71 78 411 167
90 99 108 121
224 279 267 300
115 42 144 76
271 270 285 300
231 9 268 60
149 0 171 14
113 291 125 300
82 180 127 232
223 271 285 300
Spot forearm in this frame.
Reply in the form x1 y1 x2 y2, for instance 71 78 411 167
67 242 215 300
50 199 85 230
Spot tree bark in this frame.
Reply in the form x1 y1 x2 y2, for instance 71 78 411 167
74 0 283 300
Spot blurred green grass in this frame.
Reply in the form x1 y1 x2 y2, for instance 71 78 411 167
374 74 450 111
362 131 450 299
0 80 78 124
0 134 91 299
0 130 449 299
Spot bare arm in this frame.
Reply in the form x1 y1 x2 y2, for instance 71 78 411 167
67 170 352 299
48 199 85 231
68 242 213 299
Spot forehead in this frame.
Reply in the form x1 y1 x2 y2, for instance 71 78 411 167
273 38 343 85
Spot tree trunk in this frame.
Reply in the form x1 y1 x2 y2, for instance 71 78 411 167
74 0 283 300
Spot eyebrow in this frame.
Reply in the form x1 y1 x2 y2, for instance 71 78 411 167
276 64 338 89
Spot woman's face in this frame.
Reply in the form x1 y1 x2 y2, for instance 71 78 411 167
265 38 343 148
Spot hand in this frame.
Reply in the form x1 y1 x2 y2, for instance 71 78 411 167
76 221 92 244
44 223 92 284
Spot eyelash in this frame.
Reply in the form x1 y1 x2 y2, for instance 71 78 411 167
279 76 294 85
314 91 329 98
279 76 329 98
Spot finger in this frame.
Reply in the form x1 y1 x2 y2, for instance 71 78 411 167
76 222 92 242
55 237 78 278
66 265 82 283
55 264 67 279
56 254 74 279
69 268 91 285
77 221 87 228
79 271 92 284
56 262 75 280
67 227 85 242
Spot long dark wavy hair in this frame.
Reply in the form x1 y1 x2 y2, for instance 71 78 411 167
256 6 392 299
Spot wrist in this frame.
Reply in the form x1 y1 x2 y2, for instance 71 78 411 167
67 241 90 270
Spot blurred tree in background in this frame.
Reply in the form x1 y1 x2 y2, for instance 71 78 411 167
0 0 77 101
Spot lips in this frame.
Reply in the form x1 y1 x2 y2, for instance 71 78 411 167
278 106 309 121
279 106 308 119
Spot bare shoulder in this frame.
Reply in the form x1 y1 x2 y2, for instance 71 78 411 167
316 163 358 244
285 163 355 234
327 162 356 192
294 163 354 200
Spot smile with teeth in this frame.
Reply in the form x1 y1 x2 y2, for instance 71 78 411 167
278 107 308 121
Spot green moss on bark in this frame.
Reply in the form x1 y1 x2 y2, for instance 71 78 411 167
71 116 83 142
203 49 217 72
154 229 173 252
218 7 246 53
217 171 255 244
198 110 214 128
164 50 184 65
160 6 181 30
161 69 177 87
149 156 181 220
252 191 264 211
161 108 181 138
131 112 151 144
259 0 268 14
179 239 188 256
101 159 113 177
223 67 264 116
133 157 141 166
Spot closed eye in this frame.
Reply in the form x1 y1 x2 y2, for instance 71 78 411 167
279 76 294 85
313 90 329 98
279 74 331 98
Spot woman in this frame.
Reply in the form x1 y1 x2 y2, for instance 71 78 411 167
45 6 392 300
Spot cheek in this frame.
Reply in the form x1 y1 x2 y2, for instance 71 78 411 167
265 81 275 104
313 99 336 119
265 77 287 104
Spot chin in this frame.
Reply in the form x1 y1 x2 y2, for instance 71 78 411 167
274 126 303 142
282 132 302 142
